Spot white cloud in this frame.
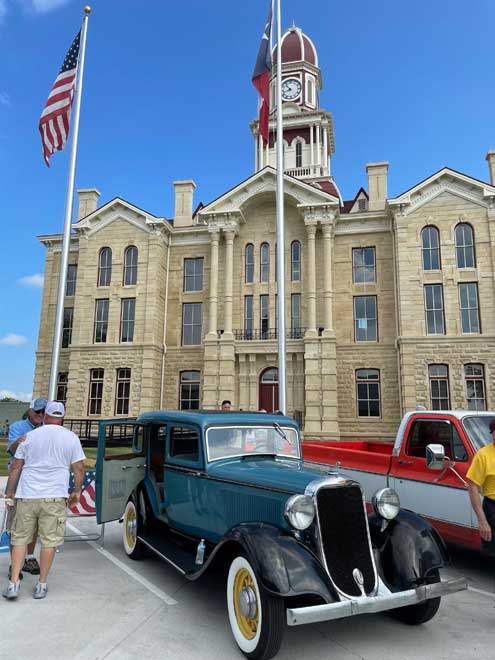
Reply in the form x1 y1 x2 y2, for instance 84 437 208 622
18 273 44 288
0 92 11 107
0 333 28 347
31 0 73 13
0 388 32 402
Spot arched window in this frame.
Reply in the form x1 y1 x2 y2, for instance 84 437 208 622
295 141 303 168
245 244 254 283
428 364 450 410
260 242 270 283
123 246 138 286
421 226 441 270
179 370 200 410
291 240 301 281
464 364 486 411
455 223 475 268
98 247 112 287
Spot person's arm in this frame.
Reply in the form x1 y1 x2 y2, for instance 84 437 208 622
68 460 85 506
5 457 25 502
7 433 27 457
467 479 492 542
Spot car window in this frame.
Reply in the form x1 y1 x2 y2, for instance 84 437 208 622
169 426 200 463
206 425 300 462
406 420 452 459
462 416 495 451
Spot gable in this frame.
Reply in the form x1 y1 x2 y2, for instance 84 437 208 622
73 198 168 238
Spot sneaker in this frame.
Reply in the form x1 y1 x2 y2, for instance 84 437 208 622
7 566 23 581
22 558 40 575
33 582 47 600
2 581 20 599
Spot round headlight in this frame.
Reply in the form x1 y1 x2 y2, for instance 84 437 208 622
372 488 400 520
284 494 315 530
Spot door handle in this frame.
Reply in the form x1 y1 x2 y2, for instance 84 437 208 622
121 465 133 470
397 459 414 465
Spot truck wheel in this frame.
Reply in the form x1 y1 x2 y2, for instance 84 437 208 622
227 555 285 660
391 570 441 625
122 498 144 560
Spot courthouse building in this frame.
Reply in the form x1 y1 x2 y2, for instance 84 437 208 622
34 27 495 438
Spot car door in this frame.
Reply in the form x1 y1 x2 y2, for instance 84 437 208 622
389 415 476 545
96 420 146 524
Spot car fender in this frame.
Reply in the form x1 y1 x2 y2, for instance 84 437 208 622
369 509 450 591
216 523 338 602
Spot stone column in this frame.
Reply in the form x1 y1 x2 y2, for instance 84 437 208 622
306 223 317 336
323 126 328 175
223 230 235 338
310 124 314 173
322 223 334 333
316 125 321 169
207 228 220 338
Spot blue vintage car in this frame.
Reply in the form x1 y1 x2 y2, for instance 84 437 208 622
96 411 466 660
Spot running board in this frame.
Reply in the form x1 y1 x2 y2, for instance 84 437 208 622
137 530 198 575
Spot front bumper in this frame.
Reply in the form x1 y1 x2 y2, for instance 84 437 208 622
286 577 467 626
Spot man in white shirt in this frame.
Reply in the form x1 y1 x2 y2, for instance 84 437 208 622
2 401 85 600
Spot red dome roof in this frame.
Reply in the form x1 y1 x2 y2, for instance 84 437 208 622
273 27 318 66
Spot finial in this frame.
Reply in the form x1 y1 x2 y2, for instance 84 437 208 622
84 6 91 14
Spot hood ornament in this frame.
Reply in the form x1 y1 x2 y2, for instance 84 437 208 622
352 568 366 597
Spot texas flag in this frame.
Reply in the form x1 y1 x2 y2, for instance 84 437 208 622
252 3 273 146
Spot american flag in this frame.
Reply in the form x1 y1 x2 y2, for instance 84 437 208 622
68 470 96 515
252 3 273 146
39 31 81 167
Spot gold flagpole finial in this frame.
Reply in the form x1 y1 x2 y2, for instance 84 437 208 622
84 6 91 14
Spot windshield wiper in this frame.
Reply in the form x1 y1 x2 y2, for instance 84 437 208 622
273 422 288 441
241 453 277 460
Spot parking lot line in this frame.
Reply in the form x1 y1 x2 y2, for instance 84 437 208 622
467 585 495 599
66 521 178 605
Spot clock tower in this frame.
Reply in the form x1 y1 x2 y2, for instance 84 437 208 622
251 25 339 199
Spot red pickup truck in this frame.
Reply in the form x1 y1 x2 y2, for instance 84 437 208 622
303 410 494 552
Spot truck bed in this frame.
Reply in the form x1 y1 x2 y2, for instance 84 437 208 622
302 440 394 474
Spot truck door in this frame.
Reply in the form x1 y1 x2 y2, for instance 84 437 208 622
389 415 476 546
96 420 146 524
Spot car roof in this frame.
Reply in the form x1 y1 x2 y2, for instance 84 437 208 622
406 410 494 420
136 409 299 429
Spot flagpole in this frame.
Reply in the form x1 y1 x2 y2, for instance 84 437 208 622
48 6 91 401
275 0 287 414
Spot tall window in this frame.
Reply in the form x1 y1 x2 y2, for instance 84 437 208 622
183 257 204 292
245 244 254 284
94 299 109 343
182 303 202 345
120 298 136 342
260 243 270 283
424 284 445 335
455 224 475 268
98 247 112 287
179 371 200 410
295 141 303 168
244 296 254 339
291 240 301 281
429 364 450 410
421 226 441 270
260 294 269 339
352 247 376 283
123 246 138 286
62 307 73 348
57 372 68 405
459 282 480 333
465 364 486 411
115 368 131 415
356 369 381 417
88 368 104 415
354 296 377 342
66 264 77 296
291 293 301 338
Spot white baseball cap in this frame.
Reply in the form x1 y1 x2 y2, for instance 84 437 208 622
45 401 65 417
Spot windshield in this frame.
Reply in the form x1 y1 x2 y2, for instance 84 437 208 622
462 416 495 451
206 425 300 462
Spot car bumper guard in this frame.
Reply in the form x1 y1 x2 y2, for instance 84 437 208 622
286 577 467 626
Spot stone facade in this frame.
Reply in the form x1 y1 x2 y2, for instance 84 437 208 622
33 28 495 440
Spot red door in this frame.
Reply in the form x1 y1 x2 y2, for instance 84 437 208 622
259 368 279 412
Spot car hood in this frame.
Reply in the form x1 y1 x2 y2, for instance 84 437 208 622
207 457 334 494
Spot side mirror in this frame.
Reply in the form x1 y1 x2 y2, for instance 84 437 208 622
426 443 445 471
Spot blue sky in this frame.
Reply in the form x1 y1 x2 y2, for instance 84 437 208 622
0 0 494 401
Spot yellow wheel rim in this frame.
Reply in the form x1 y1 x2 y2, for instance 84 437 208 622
233 568 259 640
125 505 137 549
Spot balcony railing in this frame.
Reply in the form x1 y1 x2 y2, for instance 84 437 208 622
234 327 306 341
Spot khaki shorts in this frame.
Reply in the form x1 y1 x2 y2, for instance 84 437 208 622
12 498 67 548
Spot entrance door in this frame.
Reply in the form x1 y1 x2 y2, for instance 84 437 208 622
259 368 279 412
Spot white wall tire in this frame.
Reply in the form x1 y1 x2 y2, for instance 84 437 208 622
227 555 284 660
123 499 143 560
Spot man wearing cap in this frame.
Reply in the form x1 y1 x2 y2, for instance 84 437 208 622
6 397 48 576
3 401 85 600
466 417 495 556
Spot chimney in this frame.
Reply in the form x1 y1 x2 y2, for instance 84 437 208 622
173 180 196 227
77 188 101 221
366 162 389 211
486 151 495 186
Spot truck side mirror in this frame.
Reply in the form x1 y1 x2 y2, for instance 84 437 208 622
426 443 445 471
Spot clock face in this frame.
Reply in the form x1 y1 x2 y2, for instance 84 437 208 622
281 78 302 101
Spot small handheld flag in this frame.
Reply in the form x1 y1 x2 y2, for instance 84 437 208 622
252 4 273 146
39 31 81 167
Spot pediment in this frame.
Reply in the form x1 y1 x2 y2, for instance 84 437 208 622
198 166 339 222
73 198 168 237
388 167 495 217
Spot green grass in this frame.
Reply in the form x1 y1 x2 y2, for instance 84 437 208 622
1 439 10 477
